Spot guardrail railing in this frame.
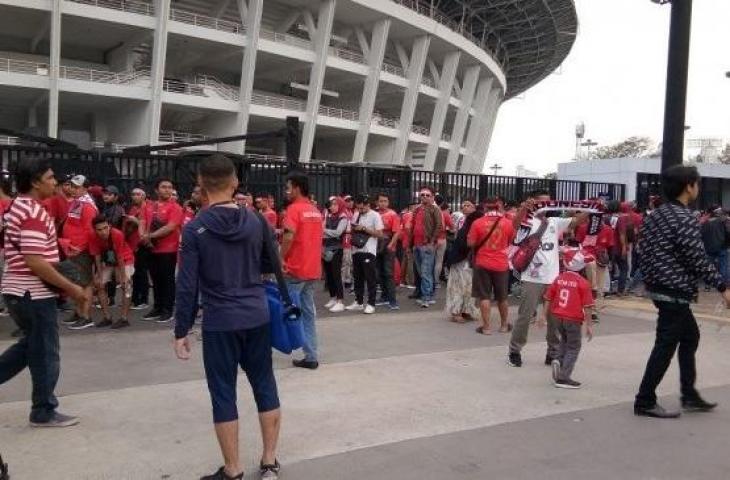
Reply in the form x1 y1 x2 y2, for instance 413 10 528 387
251 91 307 111
0 58 50 76
372 114 400 129
163 79 205 96
66 0 154 16
330 47 366 65
195 75 240 102
381 62 405 77
159 131 208 143
318 104 359 121
259 28 313 49
0 136 20 146
169 8 245 35
60 66 150 84
411 124 430 136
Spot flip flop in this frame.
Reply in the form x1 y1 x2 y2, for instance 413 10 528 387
475 326 492 335
499 324 513 333
450 316 466 323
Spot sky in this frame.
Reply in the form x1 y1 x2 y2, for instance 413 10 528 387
486 0 730 176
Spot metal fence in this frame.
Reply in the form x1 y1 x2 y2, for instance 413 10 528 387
636 172 729 210
0 144 625 211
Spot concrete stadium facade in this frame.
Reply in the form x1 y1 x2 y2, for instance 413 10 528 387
0 0 577 173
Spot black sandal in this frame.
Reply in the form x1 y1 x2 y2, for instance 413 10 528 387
260 459 281 479
200 466 243 480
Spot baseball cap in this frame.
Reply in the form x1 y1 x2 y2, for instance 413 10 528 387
103 185 120 195
70 174 88 187
562 246 586 272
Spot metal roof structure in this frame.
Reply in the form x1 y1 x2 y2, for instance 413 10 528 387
418 0 578 98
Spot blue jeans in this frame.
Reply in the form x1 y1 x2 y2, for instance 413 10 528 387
0 294 60 423
414 245 436 301
287 278 318 362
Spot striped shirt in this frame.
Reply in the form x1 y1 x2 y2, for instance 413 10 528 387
2 196 60 299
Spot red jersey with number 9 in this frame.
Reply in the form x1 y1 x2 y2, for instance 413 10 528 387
544 271 594 323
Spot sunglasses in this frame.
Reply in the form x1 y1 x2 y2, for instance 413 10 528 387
419 193 432 198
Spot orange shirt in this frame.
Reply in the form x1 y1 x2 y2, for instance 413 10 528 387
467 213 516 272
282 198 323 280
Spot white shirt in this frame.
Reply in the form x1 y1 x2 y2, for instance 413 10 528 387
522 217 573 285
352 209 384 256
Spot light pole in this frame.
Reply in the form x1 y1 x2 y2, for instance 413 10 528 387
489 163 502 176
581 139 598 159
652 0 693 171
575 122 585 160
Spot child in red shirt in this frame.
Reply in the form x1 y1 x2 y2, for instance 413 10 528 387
540 247 594 389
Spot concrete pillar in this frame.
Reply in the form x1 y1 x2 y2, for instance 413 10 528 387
470 88 502 174
147 0 171 145
352 18 390 163
299 0 336 163
217 0 263 154
444 65 479 172
462 81 499 173
48 0 62 138
423 51 460 171
392 35 430 165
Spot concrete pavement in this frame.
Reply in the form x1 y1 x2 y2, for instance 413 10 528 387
1 294 730 479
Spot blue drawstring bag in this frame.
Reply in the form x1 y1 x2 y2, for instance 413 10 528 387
265 280 305 354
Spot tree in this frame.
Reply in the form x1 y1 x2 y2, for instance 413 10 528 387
592 136 654 159
544 172 557 180
718 143 730 164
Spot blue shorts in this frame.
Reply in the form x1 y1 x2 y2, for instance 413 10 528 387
202 324 280 423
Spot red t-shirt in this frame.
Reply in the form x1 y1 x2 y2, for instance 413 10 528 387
262 209 278 229
141 199 184 254
282 198 323 280
125 202 147 253
437 209 454 242
575 223 614 257
544 271 594 322
467 213 516 272
61 199 96 252
88 227 134 266
42 194 71 226
379 208 401 237
401 211 413 249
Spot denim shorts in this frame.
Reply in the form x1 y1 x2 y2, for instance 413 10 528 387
202 324 280 423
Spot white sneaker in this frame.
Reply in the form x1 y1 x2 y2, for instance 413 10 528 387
363 304 375 314
345 302 364 311
324 299 337 309
329 301 345 313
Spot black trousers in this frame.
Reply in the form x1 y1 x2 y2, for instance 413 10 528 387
323 249 344 299
132 247 151 306
353 252 377 306
149 252 177 314
376 248 396 303
635 301 700 408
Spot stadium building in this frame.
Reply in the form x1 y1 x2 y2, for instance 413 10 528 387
0 0 577 173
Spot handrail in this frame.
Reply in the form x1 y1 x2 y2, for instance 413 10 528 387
66 0 154 16
0 58 50 76
195 75 240 102
163 79 205 96
330 47 366 65
59 66 150 84
245 153 288 163
90 141 132 152
169 8 245 35
372 113 400 129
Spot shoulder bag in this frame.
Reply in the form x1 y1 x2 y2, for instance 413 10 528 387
512 216 549 273
350 213 370 249
254 211 305 354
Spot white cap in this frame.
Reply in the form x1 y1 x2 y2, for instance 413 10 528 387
70 174 87 187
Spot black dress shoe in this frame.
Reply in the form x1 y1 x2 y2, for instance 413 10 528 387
292 359 319 370
681 396 718 412
544 354 554 366
634 404 681 419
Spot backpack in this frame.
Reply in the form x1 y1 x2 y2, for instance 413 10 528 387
512 217 549 273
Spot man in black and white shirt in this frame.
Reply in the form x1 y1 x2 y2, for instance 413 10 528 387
346 194 383 314
635 165 730 419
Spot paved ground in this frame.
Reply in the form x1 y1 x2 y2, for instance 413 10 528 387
1 285 730 479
